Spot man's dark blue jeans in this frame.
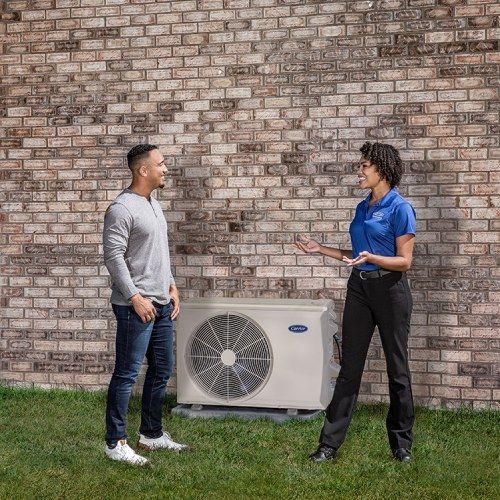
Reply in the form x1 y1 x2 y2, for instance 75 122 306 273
105 301 173 446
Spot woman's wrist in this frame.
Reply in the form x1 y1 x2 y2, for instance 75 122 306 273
363 252 374 263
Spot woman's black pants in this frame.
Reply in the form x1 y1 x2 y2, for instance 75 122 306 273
320 270 414 452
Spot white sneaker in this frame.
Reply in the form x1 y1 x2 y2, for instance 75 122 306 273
105 439 149 466
137 431 189 452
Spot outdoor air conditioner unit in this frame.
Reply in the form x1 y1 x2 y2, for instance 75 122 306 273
175 298 340 410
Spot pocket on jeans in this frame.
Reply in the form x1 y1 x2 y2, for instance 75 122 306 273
125 305 147 324
112 304 130 320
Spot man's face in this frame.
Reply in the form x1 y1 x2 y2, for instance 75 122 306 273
146 149 167 189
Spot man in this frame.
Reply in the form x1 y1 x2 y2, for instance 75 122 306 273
103 144 187 465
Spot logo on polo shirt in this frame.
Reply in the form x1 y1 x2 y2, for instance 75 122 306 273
372 211 384 220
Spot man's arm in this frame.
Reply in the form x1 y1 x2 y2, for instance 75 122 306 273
169 283 180 320
103 203 156 323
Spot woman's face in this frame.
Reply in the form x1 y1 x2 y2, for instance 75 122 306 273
356 157 382 189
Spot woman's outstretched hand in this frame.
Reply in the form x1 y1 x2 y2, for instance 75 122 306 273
294 235 321 254
342 251 372 267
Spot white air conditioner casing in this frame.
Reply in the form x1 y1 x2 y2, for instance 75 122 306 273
176 298 340 410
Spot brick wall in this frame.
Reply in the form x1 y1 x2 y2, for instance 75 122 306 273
0 0 498 409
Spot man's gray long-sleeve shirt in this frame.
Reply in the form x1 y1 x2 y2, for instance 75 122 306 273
103 189 175 306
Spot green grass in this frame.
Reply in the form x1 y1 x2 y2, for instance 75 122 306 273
0 386 498 499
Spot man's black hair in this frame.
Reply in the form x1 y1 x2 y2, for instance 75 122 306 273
127 144 158 172
359 141 403 188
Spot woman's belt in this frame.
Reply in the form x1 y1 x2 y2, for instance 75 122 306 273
352 268 396 280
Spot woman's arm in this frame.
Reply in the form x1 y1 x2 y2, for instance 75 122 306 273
342 234 415 271
295 236 353 262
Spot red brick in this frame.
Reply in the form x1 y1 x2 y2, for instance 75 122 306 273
0 1 497 408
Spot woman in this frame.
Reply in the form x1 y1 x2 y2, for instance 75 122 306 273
296 142 416 463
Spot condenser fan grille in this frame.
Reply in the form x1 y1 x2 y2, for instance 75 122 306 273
187 312 272 401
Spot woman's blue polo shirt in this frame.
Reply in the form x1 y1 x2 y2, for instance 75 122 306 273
349 188 416 271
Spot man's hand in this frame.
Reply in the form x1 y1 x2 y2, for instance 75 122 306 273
130 294 157 323
169 284 180 320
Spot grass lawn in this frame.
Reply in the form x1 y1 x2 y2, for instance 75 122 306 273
0 386 498 499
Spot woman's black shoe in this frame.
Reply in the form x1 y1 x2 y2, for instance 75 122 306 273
393 448 412 462
309 444 336 462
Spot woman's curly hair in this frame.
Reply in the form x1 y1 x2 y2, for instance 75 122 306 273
359 141 403 188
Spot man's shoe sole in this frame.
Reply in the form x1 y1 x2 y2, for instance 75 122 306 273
105 454 150 466
137 442 188 452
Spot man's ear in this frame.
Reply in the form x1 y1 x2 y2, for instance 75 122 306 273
138 164 148 177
